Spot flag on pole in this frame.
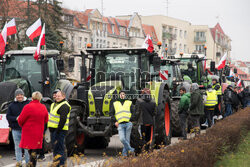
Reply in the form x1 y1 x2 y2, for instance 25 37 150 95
34 24 45 61
217 53 227 70
142 34 154 53
26 18 42 42
237 79 242 87
0 22 8 56
6 18 17 36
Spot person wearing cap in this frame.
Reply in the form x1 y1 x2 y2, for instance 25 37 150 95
6 88 30 167
189 83 204 135
204 85 218 127
53 89 60 101
223 85 234 117
134 88 156 150
111 90 134 156
212 78 222 119
48 90 71 166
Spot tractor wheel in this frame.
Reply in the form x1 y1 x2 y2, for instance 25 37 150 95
155 89 171 146
171 100 182 137
65 106 85 156
85 136 110 149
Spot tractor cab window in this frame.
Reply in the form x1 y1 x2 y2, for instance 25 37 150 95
48 58 58 92
3 55 42 92
179 59 197 82
95 53 139 92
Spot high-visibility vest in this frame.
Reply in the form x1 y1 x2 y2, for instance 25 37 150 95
48 101 71 130
205 90 218 107
114 100 132 123
212 83 222 95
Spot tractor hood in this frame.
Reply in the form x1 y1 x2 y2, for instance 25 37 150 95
0 79 31 113
88 81 123 117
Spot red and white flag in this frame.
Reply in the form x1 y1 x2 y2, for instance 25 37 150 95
142 34 154 53
34 24 45 61
217 53 227 70
0 22 8 56
237 79 242 87
159 70 168 80
26 18 42 42
6 18 17 36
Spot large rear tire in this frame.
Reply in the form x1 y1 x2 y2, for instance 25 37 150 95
65 106 85 156
171 100 182 137
155 89 171 146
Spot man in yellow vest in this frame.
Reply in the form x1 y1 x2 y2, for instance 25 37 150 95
48 91 71 166
205 85 218 127
113 90 134 156
212 78 222 120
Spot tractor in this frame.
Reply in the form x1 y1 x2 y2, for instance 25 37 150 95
0 47 86 153
66 48 173 154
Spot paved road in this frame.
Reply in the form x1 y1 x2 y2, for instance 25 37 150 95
0 132 203 167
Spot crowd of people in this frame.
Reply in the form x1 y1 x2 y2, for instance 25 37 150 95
6 88 70 167
5 78 250 166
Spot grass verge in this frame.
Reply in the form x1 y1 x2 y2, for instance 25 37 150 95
215 131 250 167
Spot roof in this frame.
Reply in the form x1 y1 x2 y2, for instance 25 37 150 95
142 24 158 42
210 23 225 42
235 61 247 68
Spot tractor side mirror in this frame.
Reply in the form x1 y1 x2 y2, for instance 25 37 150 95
68 57 75 72
152 56 161 72
234 68 237 74
56 59 64 72
210 61 215 72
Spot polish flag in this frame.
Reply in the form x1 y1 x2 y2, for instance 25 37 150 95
26 18 42 42
142 34 154 53
229 69 235 77
217 53 227 70
34 24 45 61
0 22 8 56
6 18 17 36
237 79 242 87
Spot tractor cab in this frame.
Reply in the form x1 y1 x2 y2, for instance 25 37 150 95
175 53 207 86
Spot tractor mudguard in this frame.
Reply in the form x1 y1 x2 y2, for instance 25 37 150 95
56 79 74 99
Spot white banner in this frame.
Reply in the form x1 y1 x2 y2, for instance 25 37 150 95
0 114 9 128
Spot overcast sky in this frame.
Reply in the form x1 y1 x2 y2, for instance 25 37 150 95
61 0 250 61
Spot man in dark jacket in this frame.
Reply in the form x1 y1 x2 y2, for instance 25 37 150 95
6 88 30 166
48 91 71 166
189 83 204 135
178 87 190 140
136 88 156 150
223 85 234 117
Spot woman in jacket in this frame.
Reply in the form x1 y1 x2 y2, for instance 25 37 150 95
18 91 48 167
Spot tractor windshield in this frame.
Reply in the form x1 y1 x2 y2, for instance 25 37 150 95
95 53 139 91
3 55 42 92
179 58 197 82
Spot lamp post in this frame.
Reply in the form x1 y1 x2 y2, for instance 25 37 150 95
59 41 64 55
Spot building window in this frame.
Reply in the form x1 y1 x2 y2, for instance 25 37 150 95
64 15 74 26
174 43 177 49
78 37 82 49
124 44 127 47
107 41 110 48
113 42 116 47
71 35 74 51
179 43 182 52
184 31 187 39
175 29 178 37
179 30 182 38
195 45 205 52
84 38 88 48
112 25 115 34
184 44 186 53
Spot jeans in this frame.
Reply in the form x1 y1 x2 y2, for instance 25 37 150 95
118 122 134 156
225 104 232 117
179 114 187 139
12 129 29 164
204 107 215 127
51 130 67 166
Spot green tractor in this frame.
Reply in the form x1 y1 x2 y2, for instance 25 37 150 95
66 48 172 154
0 47 85 152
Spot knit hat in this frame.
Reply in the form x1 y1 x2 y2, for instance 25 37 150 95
15 88 24 97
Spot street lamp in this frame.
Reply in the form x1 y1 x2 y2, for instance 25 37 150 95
157 41 162 50
204 46 207 57
59 41 64 55
180 52 183 58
